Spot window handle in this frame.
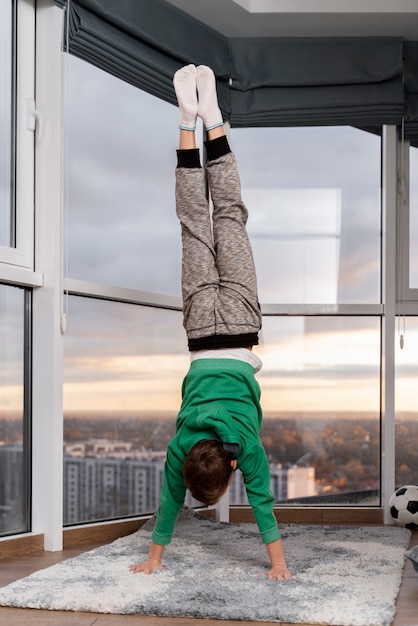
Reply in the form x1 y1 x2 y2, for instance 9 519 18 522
26 98 43 142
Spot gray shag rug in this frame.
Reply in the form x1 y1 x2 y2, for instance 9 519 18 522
0 508 412 625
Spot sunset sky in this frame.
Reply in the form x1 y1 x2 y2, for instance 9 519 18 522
2 52 418 417
61 55 385 416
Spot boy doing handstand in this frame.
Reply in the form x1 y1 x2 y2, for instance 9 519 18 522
130 65 291 582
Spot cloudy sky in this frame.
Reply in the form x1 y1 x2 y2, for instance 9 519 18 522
57 53 418 417
1 47 418 417
66 55 383 305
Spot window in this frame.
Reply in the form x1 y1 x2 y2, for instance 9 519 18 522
63 56 195 524
0 0 14 248
0 284 30 536
63 295 187 524
258 316 381 504
394 146 418 489
65 105 384 515
0 0 34 539
66 55 182 296
0 0 35 269
232 126 382 505
234 126 381 304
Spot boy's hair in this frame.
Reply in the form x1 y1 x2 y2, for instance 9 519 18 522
183 439 234 505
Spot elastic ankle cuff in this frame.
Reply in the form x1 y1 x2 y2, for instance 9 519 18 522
176 149 202 168
204 135 231 162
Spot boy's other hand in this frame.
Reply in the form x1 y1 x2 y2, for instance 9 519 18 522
258 565 293 581
129 559 167 574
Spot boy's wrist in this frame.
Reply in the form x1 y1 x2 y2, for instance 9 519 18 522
148 556 161 563
148 541 165 564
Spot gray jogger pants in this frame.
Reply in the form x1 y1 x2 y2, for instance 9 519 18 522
175 151 262 349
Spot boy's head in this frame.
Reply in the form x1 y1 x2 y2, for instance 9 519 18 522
183 439 236 505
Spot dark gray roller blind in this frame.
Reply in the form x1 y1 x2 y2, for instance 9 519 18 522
52 0 418 141
62 0 233 112
228 37 404 128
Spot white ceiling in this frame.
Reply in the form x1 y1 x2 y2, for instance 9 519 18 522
165 0 418 39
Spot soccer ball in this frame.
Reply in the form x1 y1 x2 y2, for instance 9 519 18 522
389 485 418 530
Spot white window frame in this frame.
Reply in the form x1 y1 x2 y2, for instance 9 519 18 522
31 0 65 551
0 0 38 278
1 0 67 550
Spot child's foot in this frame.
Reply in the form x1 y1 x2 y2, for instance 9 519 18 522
173 64 197 131
196 65 223 131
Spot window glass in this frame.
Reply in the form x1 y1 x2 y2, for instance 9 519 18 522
0 284 29 535
395 317 418 487
409 146 418 288
0 0 14 248
66 55 183 296
64 118 384 518
63 302 382 521
233 127 381 304
255 316 381 505
63 295 188 524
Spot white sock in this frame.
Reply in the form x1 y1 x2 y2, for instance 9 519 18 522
173 64 197 131
196 65 223 131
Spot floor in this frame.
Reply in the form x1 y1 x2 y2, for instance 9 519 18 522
0 531 416 626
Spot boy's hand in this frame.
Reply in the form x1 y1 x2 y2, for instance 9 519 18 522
129 558 167 574
260 564 292 581
130 540 166 574
262 538 292 581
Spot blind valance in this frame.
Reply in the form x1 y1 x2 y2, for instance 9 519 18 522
62 0 233 112
228 37 404 128
54 0 417 141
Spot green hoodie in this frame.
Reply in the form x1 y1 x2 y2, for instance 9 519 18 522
151 358 280 546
